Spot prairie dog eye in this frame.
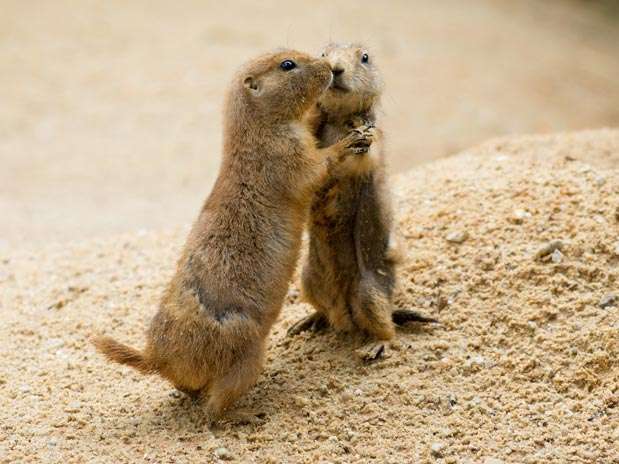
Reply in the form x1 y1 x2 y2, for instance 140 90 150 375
280 60 296 71
361 53 369 64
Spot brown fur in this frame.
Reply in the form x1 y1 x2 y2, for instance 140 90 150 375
93 49 372 421
288 44 435 358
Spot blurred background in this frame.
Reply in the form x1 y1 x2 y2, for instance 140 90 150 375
1 0 618 251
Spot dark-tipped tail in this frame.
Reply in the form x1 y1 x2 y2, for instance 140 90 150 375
92 335 155 375
392 309 438 326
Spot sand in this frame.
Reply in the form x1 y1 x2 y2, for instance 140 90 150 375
1 129 617 463
2 0 619 249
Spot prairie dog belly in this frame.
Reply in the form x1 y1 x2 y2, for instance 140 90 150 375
302 169 364 328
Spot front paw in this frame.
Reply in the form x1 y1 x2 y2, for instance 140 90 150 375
343 124 375 156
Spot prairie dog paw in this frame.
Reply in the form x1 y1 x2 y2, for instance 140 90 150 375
287 312 328 337
342 124 374 156
355 341 391 363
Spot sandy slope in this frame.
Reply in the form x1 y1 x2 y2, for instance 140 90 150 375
2 0 619 248
1 129 617 463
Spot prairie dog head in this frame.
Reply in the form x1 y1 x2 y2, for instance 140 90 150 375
226 50 333 125
318 43 382 115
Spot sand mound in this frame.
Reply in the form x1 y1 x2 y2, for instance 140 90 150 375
1 129 617 463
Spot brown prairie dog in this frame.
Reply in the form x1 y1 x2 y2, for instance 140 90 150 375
288 43 436 361
93 49 373 424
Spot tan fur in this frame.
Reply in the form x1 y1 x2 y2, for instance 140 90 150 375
93 49 372 421
288 44 435 358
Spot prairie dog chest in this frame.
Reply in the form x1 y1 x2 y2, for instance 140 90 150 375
311 172 363 229
289 121 316 155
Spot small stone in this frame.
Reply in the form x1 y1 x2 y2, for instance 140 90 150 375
446 231 469 244
65 401 81 413
214 447 234 461
293 395 311 408
599 293 617 309
436 295 449 310
510 209 531 224
535 240 564 260
353 388 363 397
430 442 445 457
484 458 504 464
45 338 65 350
550 249 563 264
286 287 300 302
594 175 606 186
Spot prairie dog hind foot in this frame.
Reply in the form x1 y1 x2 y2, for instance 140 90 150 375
287 312 328 337
356 309 437 362
211 409 266 428
355 340 392 363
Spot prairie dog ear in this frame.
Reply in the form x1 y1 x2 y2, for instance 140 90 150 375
243 76 259 93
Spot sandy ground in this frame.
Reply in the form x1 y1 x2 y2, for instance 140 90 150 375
1 129 617 463
2 0 619 248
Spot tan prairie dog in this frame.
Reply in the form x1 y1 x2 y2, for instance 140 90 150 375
93 50 373 424
288 43 436 361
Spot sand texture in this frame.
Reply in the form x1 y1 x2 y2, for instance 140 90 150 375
1 129 618 463
2 0 619 248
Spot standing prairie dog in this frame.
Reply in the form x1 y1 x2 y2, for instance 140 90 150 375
288 43 435 361
93 50 373 424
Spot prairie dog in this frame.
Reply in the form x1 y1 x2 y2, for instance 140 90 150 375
93 50 373 423
288 43 435 361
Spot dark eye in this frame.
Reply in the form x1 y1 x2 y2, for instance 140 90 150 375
321 52 326 57
361 53 369 64
280 60 296 71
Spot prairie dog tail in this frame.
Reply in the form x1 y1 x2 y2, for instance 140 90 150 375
92 336 155 375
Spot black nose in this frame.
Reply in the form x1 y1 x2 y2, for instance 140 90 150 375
332 67 344 76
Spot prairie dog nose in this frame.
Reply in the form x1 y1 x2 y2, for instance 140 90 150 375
332 67 344 76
